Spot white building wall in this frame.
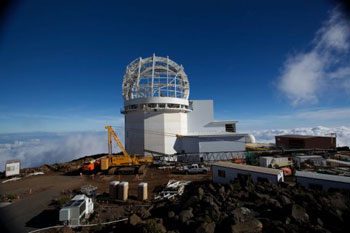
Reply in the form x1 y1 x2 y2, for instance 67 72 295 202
163 112 187 154
125 99 247 156
178 137 199 153
125 111 187 156
179 136 246 153
187 100 214 134
144 112 165 156
198 136 245 152
212 165 284 184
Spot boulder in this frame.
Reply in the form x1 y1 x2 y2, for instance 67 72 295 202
179 209 194 223
183 195 199 209
208 183 216 192
232 207 252 223
231 219 263 233
268 198 282 208
137 206 151 219
196 222 216 233
317 218 323 227
280 195 291 206
329 193 347 210
129 214 142 226
141 218 167 233
291 204 309 223
219 186 225 194
168 211 175 218
198 187 205 199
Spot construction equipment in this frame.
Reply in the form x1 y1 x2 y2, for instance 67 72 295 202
245 152 259 166
100 126 153 173
269 158 295 176
155 180 191 200
82 160 99 172
246 144 267 151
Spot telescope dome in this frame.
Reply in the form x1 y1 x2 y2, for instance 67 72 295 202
122 54 190 101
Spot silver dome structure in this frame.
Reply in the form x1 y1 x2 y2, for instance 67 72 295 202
122 54 190 101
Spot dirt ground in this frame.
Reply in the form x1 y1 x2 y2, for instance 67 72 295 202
0 166 210 233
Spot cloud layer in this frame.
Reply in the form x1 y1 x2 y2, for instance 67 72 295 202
1 126 349 171
0 131 123 171
278 7 350 105
251 125 350 147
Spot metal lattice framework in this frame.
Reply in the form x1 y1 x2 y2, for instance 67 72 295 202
122 54 190 101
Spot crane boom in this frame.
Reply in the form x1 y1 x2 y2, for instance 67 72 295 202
105 126 129 157
100 126 153 172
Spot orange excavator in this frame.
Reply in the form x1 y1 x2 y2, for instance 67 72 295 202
82 159 100 172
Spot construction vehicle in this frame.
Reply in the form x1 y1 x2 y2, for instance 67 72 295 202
245 152 259 166
100 126 153 173
82 160 100 172
269 158 295 176
232 158 244 164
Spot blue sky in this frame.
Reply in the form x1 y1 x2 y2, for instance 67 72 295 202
0 0 349 133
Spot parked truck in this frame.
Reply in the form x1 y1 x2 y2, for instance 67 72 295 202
183 164 210 174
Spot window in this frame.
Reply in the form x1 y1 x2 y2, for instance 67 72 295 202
218 169 226 177
225 124 236 133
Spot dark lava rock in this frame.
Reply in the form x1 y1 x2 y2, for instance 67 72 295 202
231 218 263 233
168 211 175 218
121 179 349 233
198 187 204 199
179 209 194 223
140 218 167 233
196 222 216 233
129 213 142 226
137 206 151 219
280 195 291 205
291 204 309 223
232 207 253 223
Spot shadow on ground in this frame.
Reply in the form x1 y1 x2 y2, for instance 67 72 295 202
26 209 59 228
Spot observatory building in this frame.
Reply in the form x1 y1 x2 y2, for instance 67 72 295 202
122 54 254 157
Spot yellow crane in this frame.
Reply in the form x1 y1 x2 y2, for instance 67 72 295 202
100 126 153 172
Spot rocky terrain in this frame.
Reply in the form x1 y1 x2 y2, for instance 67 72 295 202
2 154 349 233
96 177 350 233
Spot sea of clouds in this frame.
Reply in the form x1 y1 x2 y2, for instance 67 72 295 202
0 126 349 171
0 132 109 171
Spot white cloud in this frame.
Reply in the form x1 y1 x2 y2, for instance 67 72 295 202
251 125 350 147
292 107 350 120
278 7 350 105
0 131 124 171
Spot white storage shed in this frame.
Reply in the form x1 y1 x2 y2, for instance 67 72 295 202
295 171 350 191
212 161 284 184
